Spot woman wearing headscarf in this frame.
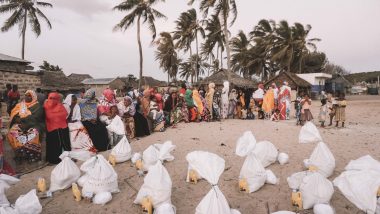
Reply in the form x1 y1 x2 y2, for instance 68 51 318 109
44 92 71 164
212 90 222 121
98 88 117 117
147 93 165 132
185 89 197 122
64 94 97 154
0 115 15 175
193 89 208 121
133 89 151 137
262 86 275 119
205 83 215 119
228 89 238 118
7 90 44 171
164 91 182 126
220 81 230 119
117 96 136 139
79 89 109 151
278 81 292 120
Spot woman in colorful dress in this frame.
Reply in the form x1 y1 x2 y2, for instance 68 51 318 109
0 115 15 175
193 89 210 122
148 93 166 132
278 81 292 120
228 89 238 118
220 81 230 119
164 91 180 126
205 83 215 119
64 94 97 154
262 86 275 119
117 95 136 139
185 89 197 122
79 89 109 152
7 90 44 172
44 92 71 164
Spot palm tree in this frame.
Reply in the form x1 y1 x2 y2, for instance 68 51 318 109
201 14 225 68
173 8 205 83
155 32 180 84
179 54 206 81
230 31 251 75
39 60 63 71
189 0 237 76
113 0 167 89
0 0 52 59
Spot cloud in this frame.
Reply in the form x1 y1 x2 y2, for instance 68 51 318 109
51 0 113 17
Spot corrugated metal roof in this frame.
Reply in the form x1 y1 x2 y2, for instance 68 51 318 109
82 78 116 85
0 53 30 63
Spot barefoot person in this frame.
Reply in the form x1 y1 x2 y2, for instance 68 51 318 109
335 93 347 127
300 94 313 125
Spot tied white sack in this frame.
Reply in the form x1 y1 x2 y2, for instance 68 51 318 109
0 174 20 207
235 131 257 157
142 141 176 171
271 212 296 214
106 115 125 135
49 151 81 193
265 170 279 185
333 169 380 214
134 162 173 208
277 153 289 165
287 171 311 190
68 150 94 162
299 122 323 144
307 142 335 178
82 155 119 195
313 204 335 214
253 141 278 167
110 136 132 163
299 172 334 209
78 156 98 187
345 155 380 173
0 207 17 214
14 189 42 214
93 192 112 205
186 151 240 214
77 174 89 187
154 203 176 214
131 153 142 164
376 198 380 214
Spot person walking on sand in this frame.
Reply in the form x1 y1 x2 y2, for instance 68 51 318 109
319 98 328 127
335 93 347 128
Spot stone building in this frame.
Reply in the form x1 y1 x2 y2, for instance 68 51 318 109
82 77 126 97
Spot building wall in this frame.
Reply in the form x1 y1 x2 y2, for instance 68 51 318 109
0 61 30 73
109 78 126 90
0 70 41 95
297 73 332 85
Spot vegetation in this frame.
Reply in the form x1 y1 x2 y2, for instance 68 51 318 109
0 0 52 59
155 32 180 84
39 60 63 71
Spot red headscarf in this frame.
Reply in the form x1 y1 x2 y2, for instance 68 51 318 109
44 92 68 132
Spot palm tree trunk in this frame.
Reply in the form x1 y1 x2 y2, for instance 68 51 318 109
21 9 27 60
220 48 223 69
167 72 170 86
223 18 232 80
137 15 143 90
190 46 193 84
195 32 199 82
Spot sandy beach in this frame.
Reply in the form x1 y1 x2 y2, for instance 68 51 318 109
4 95 380 214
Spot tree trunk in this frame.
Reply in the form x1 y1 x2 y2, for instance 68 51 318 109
21 9 27 59
190 46 193 84
137 15 143 90
167 72 170 86
195 32 199 82
223 17 232 80
220 48 223 69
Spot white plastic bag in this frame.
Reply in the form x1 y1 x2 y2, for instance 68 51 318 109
271 212 296 214
235 131 256 157
93 192 112 205
110 136 132 163
49 151 81 193
0 174 20 185
0 175 19 207
333 169 380 214
313 203 335 214
154 203 176 214
277 153 289 165
134 162 172 208
68 150 94 161
307 142 335 178
265 170 278 185
299 122 322 144
142 141 176 171
77 174 89 187
253 141 278 167
186 151 238 214
300 172 334 209
0 207 17 214
106 115 125 135
14 189 42 214
345 155 380 173
287 171 310 190
82 155 119 195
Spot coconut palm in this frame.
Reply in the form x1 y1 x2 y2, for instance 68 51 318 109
0 0 52 59
155 32 180 84
201 14 225 68
179 54 207 82
113 0 167 89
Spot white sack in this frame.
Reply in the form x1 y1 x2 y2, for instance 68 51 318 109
142 141 176 171
253 141 278 167
82 155 119 195
131 153 142 164
93 192 112 205
333 169 380 214
0 175 19 207
186 165 203 183
313 204 335 214
154 203 176 214
186 151 238 214
265 170 278 185
345 155 380 173
80 155 98 173
0 174 20 185
287 171 310 190
134 162 172 208
239 154 267 193
299 122 322 144
303 159 310 168
308 142 335 178
0 207 17 214
300 172 334 209
277 153 289 165
110 136 132 163
106 116 125 135
77 174 89 187
14 189 42 214
271 212 296 214
376 197 380 214
68 150 94 161
49 152 81 193
235 131 256 157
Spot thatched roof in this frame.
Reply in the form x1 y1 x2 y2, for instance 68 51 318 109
140 76 167 87
40 70 84 91
345 71 380 84
82 78 116 85
264 71 311 89
67 73 92 83
198 69 256 88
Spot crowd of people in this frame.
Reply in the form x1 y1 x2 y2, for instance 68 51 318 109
0 80 347 175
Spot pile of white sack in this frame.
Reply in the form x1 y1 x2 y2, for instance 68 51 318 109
0 174 42 214
132 141 176 172
333 155 380 214
109 135 132 164
234 131 289 193
186 151 241 214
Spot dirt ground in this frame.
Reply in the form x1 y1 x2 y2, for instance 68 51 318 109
4 95 380 214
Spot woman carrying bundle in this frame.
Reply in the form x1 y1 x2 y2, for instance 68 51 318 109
117 95 136 139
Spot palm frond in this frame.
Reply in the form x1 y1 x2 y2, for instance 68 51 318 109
1 8 23 32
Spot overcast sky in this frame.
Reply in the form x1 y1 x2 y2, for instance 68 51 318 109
1 0 380 80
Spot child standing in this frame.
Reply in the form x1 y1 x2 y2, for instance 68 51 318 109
300 94 313 125
106 106 125 147
294 93 302 125
271 109 280 122
335 93 347 127
319 99 328 127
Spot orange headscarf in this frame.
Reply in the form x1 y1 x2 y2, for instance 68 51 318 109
193 89 203 113
44 92 68 132
10 90 38 122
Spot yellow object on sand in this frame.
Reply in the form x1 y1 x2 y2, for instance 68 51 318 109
108 154 116 167
239 178 249 193
188 169 199 184
291 191 303 210
37 178 46 193
136 159 143 170
308 165 318 172
141 196 153 214
72 183 82 202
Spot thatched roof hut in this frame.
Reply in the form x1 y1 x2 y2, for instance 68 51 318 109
40 70 84 92
67 73 93 83
198 69 256 89
140 76 167 87
264 71 311 91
